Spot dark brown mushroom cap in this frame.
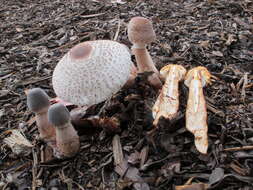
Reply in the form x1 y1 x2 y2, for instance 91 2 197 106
48 103 70 127
128 17 156 45
27 88 50 113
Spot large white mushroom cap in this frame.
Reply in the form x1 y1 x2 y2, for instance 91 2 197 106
52 40 132 106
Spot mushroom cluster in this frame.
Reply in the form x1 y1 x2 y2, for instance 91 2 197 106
27 88 79 158
26 40 133 158
26 16 213 160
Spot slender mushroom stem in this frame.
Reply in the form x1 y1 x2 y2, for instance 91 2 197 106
132 48 159 73
152 65 186 126
184 66 211 154
48 103 80 158
26 88 56 144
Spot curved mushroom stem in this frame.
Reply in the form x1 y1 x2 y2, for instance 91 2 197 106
132 47 162 89
185 69 209 154
152 65 186 126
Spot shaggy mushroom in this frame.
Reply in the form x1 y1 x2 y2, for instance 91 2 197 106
48 103 80 158
26 88 56 144
52 40 132 107
184 66 211 154
128 16 162 89
152 64 186 126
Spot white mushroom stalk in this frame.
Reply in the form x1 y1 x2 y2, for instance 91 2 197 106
184 66 211 154
128 16 162 89
48 103 80 158
152 64 186 126
52 40 132 107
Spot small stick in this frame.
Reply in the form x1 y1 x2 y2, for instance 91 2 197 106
224 145 253 152
113 19 121 41
112 135 124 166
241 73 248 101
32 149 38 190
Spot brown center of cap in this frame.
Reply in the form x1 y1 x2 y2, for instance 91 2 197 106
69 42 92 60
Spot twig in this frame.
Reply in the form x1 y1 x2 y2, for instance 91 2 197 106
20 76 52 86
206 102 225 118
80 13 105 19
32 149 38 190
224 145 253 152
112 135 124 166
113 19 121 41
241 73 248 101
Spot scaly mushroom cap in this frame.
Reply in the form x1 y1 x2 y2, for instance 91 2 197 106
184 66 211 87
160 64 187 81
128 17 156 46
52 40 132 106
27 88 50 113
48 103 70 127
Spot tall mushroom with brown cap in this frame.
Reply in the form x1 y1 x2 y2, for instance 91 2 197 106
48 103 80 158
26 88 56 144
152 64 186 126
184 66 212 154
52 40 132 107
128 16 162 89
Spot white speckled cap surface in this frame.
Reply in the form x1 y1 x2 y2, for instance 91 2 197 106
52 40 132 106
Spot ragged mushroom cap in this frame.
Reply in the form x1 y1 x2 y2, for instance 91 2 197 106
48 103 70 127
52 40 132 106
27 88 50 113
184 66 211 87
128 17 156 45
160 64 186 80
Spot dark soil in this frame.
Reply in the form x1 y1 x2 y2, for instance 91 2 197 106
0 0 252 189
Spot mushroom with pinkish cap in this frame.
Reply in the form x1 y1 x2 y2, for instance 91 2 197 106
184 66 211 154
26 88 56 144
48 103 80 158
52 40 132 107
128 16 162 89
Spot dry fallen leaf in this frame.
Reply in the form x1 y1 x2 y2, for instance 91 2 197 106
209 167 224 185
4 129 33 156
112 135 150 190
